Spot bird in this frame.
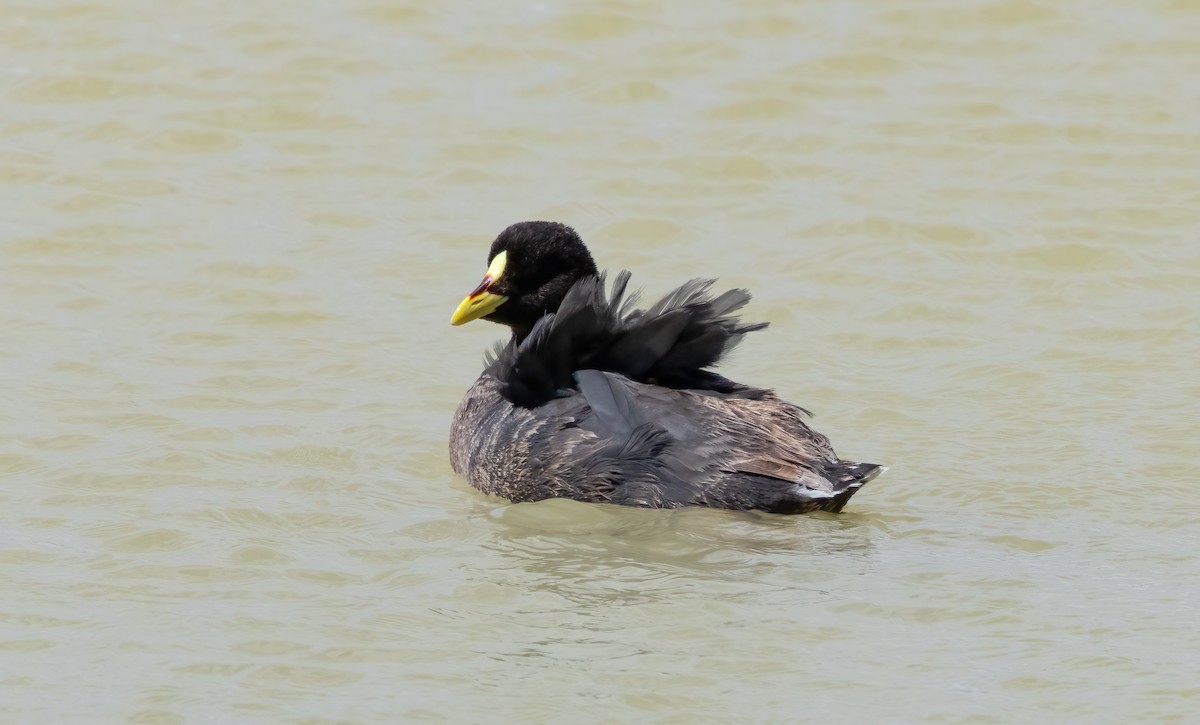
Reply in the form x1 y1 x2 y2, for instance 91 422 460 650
448 221 883 514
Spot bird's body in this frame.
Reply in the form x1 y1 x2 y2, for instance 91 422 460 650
449 222 882 514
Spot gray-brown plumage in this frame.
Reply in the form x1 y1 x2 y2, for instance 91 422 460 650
449 221 883 514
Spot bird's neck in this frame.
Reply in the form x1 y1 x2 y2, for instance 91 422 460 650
509 324 533 346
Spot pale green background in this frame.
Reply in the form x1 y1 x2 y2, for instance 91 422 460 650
2 1 1198 722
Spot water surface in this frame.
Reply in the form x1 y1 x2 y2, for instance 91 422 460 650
2 0 1199 722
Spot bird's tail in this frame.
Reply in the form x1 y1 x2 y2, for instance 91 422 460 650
819 461 885 513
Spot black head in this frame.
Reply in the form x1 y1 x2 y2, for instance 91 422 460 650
451 221 598 341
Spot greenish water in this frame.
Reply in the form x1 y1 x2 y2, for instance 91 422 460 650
2 1 1199 722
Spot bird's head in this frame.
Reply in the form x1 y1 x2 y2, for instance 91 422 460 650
451 221 598 339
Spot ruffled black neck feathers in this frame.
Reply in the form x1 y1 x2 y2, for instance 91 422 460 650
486 272 768 408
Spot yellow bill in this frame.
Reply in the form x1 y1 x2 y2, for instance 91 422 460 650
451 251 508 326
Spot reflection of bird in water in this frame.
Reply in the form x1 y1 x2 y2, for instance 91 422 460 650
476 499 880 608
450 221 883 514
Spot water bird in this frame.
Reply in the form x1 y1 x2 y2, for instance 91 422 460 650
449 221 883 514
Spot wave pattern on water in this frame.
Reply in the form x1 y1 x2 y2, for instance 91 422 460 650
2 0 1199 722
